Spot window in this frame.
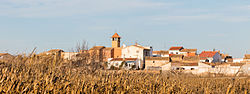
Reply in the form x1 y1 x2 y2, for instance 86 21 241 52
176 52 178 54
153 61 155 63
176 68 179 70
171 52 174 54
212 66 215 68
136 50 139 53
205 59 209 62
191 68 195 70
182 68 185 70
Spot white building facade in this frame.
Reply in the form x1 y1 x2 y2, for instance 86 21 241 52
122 45 152 69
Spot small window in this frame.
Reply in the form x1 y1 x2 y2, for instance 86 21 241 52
171 52 174 54
212 66 215 68
176 52 178 54
182 68 185 70
153 61 155 63
176 68 179 70
191 68 195 70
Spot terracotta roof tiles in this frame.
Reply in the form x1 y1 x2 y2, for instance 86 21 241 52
169 46 184 50
111 33 121 38
199 51 218 58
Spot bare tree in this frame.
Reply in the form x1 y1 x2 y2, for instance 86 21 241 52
76 40 88 53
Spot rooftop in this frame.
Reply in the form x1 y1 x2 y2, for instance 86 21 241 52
152 50 169 55
0 53 10 56
244 54 250 59
111 33 121 38
145 57 169 61
199 51 219 58
47 49 64 53
180 49 197 52
90 46 105 50
169 46 184 50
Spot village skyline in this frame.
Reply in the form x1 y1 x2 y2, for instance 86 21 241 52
1 0 250 57
0 1 249 93
0 32 249 58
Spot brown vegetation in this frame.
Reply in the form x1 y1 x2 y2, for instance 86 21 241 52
0 54 249 94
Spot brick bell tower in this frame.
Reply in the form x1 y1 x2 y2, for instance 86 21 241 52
111 33 121 48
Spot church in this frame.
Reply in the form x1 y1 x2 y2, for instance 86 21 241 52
89 33 153 69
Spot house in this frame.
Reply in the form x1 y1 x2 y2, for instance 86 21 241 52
179 49 197 56
169 46 184 55
108 58 138 70
171 63 199 70
199 51 221 63
145 57 169 70
0 53 14 61
89 46 105 62
62 52 80 60
244 54 250 62
233 58 244 63
170 54 184 62
102 47 114 62
220 54 233 62
182 56 200 63
38 49 64 58
121 44 152 69
152 50 169 57
241 63 250 75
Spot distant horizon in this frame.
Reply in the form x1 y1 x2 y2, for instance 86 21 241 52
1 0 250 58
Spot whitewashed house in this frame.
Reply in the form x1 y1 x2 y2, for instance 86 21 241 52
171 63 199 70
233 58 244 63
108 58 138 70
121 44 153 69
168 46 184 55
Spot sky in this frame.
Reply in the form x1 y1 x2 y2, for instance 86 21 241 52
0 0 250 58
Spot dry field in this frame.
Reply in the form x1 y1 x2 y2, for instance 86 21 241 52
0 55 249 94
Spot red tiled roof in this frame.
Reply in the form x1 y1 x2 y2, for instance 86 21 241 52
199 51 218 58
110 58 137 61
169 46 184 50
111 33 121 38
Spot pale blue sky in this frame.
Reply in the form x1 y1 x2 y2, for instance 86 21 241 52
0 0 250 57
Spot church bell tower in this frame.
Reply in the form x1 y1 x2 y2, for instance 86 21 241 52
111 33 121 48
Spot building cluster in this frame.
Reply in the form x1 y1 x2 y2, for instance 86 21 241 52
0 33 249 75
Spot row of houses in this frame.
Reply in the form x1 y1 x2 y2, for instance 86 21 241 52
1 33 249 75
